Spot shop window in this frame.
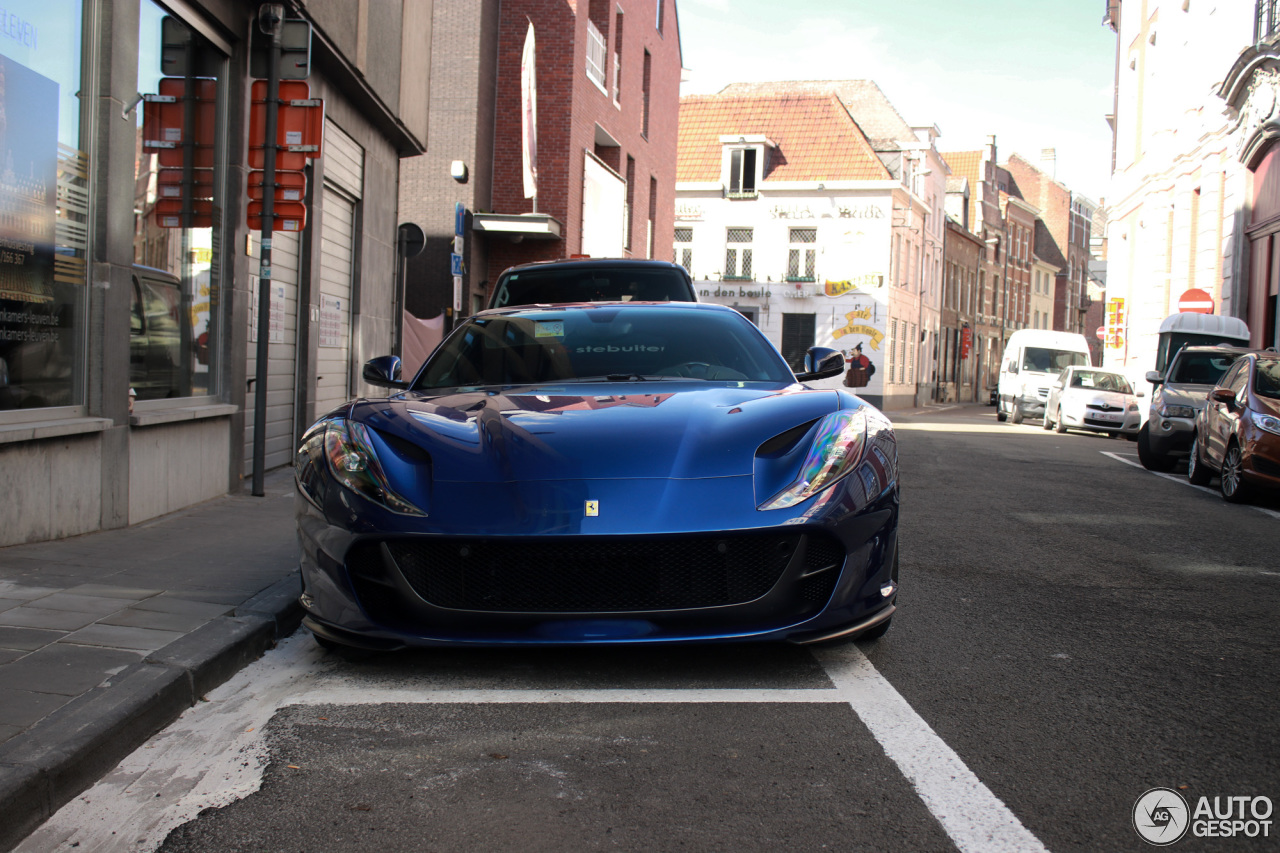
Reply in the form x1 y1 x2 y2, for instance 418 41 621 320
0 3 87 412
132 2 227 401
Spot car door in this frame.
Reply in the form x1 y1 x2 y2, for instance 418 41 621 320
1203 360 1248 465
1047 370 1067 416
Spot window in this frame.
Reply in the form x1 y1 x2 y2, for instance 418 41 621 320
641 50 651 138
647 176 657 259
612 10 623 103
132 3 229 402
0 2 87 413
780 313 815 371
624 156 635 252
906 323 915 384
656 0 665 33
674 227 693 272
727 148 757 197
586 19 607 90
888 319 898 383
787 228 816 281
1257 0 1279 42
725 228 753 279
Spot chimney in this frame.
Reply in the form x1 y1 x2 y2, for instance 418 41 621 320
1041 148 1057 178
984 134 997 167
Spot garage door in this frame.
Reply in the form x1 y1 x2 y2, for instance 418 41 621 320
243 229 300 475
313 121 364 417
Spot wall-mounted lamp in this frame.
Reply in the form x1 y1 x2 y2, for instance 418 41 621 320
450 160 468 183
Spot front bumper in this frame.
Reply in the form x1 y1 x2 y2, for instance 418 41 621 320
1146 414 1196 455
297 492 900 647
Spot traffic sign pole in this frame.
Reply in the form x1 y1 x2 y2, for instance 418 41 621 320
251 5 283 498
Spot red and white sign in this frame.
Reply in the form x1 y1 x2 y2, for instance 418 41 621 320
1096 326 1106 340
1178 288 1214 314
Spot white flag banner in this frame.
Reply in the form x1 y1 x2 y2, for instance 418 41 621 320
521 21 538 200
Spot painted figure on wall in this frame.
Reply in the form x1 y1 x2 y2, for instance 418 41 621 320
843 342 876 388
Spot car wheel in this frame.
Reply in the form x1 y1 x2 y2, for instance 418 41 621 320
1219 441 1251 503
1187 434 1213 486
1137 423 1174 472
996 399 1007 422
1010 403 1023 425
1055 408 1067 434
1042 410 1053 430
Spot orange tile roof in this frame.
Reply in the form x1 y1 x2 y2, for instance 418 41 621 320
941 150 982 233
678 93 890 183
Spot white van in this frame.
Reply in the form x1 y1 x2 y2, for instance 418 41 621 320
996 330 1092 423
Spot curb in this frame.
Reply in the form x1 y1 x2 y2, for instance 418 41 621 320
0 572 304 852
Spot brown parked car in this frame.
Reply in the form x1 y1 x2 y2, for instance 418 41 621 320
1188 351 1280 502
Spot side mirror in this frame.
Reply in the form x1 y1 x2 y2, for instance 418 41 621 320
1210 387 1235 406
1136 390 1145 398
362 355 408 389
796 346 846 381
1145 370 1163 385
1008 363 1019 375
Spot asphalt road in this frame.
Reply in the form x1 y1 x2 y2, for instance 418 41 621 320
19 405 1280 853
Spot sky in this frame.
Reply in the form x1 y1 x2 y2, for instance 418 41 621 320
675 0 1118 203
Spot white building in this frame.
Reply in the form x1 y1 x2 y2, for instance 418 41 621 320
676 83 947 411
1103 0 1258 376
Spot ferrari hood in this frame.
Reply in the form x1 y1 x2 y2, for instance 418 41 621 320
350 384 843 483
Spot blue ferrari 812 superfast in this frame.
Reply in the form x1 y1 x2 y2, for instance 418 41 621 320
294 301 898 651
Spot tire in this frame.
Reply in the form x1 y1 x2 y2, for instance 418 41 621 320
1219 440 1251 503
1042 410 1053 430
996 398 1007 422
1010 403 1023 425
1187 434 1212 486
1137 423 1174 472
1055 408 1067 433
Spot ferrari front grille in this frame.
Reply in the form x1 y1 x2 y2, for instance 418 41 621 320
364 533 836 613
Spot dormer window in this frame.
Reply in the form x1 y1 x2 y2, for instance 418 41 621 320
719 135 774 199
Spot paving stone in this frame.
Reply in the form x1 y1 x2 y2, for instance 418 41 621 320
61 624 186 653
26 593 135 618
0 724 21 746
131 596 232 618
152 589 247 606
0 583 61 601
0 688 73 728
62 584 164 601
0 607 98 632
0 626 63 652
98 607 214 633
0 644 141 695
0 598 24 614
0 649 26 665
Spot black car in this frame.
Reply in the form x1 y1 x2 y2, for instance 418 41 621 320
486 258 697 310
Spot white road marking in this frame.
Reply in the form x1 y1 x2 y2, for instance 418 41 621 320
20 634 1048 853
814 645 1050 853
1101 451 1280 520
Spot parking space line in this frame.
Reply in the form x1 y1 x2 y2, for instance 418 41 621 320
291 687 848 704
814 645 1050 853
1101 451 1280 520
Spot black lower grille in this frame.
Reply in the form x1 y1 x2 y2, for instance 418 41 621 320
1253 455 1280 478
372 533 810 613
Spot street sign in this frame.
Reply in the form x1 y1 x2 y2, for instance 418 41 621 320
1178 288 1214 314
398 222 426 259
248 80 324 171
250 18 312 80
1096 326 1106 340
248 170 307 202
154 198 213 228
455 202 466 237
142 79 217 168
451 253 465 276
248 200 306 232
157 168 214 200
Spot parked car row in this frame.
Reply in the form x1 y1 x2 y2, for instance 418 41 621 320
1137 344 1280 504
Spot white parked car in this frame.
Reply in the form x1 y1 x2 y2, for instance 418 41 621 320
1043 367 1142 438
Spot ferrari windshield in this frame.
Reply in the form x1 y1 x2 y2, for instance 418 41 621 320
414 306 795 389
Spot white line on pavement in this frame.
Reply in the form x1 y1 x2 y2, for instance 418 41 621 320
814 645 1051 853
1101 451 1280 520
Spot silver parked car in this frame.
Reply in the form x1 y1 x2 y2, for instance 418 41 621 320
1043 366 1141 438
1138 345 1256 471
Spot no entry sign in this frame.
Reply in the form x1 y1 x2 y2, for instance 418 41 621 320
1178 288 1214 314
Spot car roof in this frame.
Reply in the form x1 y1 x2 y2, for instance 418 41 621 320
497 258 690 276
473 300 737 319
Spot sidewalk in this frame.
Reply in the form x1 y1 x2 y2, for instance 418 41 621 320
0 467 303 851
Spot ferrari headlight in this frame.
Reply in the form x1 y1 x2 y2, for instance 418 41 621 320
324 418 425 515
760 409 868 510
1250 409 1280 436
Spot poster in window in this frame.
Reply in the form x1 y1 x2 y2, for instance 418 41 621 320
0 53 58 305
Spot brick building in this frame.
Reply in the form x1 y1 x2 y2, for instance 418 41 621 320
397 0 682 370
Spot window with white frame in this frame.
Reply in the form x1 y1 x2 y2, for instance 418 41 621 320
724 227 753 279
674 227 693 272
586 19 607 90
727 148 758 197
888 319 898 383
787 228 816 280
